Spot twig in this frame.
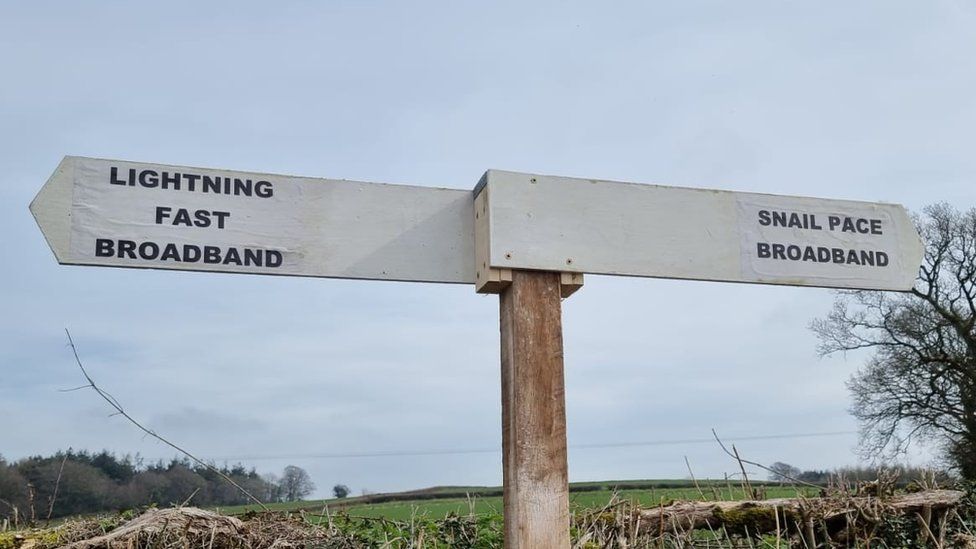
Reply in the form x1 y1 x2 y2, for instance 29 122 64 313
684 456 707 502
45 451 69 520
712 429 822 489
731 444 754 498
0 498 18 528
774 504 781 548
64 329 269 510
180 487 201 508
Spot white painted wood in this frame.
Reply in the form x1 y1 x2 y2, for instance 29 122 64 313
480 170 925 291
474 185 512 293
30 156 475 283
30 156 75 265
31 158 925 291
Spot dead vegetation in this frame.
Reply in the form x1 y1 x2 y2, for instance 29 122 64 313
586 489 967 547
2 485 975 549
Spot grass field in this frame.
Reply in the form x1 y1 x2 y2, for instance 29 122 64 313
13 480 951 548
218 481 818 522
329 487 816 522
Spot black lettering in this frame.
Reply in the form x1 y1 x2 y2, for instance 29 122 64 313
786 245 801 260
244 249 262 266
223 248 242 265
772 211 787 227
95 238 114 257
212 211 230 229
193 210 211 228
829 216 841 231
203 246 221 263
109 167 126 186
817 247 831 262
254 181 273 198
202 175 221 194
138 242 159 259
139 170 159 187
107 167 275 201
810 215 823 230
757 242 771 258
802 246 816 261
161 171 181 190
183 245 201 262
155 206 171 225
758 210 771 226
832 248 845 263
860 250 875 266
871 219 883 235
877 251 889 267
846 249 860 265
160 243 181 261
772 244 786 260
266 250 283 267
233 178 252 196
183 173 200 192
118 240 137 259
172 209 192 226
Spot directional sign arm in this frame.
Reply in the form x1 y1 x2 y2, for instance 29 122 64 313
476 170 924 291
31 156 476 284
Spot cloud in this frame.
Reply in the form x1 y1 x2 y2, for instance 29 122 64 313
0 0 968 496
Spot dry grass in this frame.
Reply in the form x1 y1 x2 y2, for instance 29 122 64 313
2 484 974 548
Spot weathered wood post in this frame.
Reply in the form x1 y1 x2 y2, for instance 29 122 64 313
475 178 582 547
499 270 570 548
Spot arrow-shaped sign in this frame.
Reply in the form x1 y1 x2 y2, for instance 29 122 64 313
31 156 924 292
31 156 474 283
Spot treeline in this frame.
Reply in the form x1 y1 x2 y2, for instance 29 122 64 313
0 450 310 522
768 462 951 486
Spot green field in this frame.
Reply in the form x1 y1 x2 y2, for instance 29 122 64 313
333 487 815 522
219 481 817 522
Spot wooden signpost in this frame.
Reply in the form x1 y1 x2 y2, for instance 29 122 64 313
31 156 925 548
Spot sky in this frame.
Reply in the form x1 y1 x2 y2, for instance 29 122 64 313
2 1 975 499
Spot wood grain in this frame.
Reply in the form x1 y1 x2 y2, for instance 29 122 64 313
500 270 570 548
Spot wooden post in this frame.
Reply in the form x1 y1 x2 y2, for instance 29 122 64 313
499 270 570 548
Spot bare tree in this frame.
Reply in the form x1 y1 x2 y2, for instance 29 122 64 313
278 465 315 502
767 462 801 483
812 203 976 477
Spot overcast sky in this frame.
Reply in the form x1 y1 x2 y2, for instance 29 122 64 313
2 1 975 498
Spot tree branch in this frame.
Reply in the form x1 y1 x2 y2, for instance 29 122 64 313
711 429 822 489
64 329 268 511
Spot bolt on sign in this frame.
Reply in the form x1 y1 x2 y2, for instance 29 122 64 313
31 156 925 548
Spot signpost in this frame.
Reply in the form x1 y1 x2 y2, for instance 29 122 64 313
31 156 925 548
